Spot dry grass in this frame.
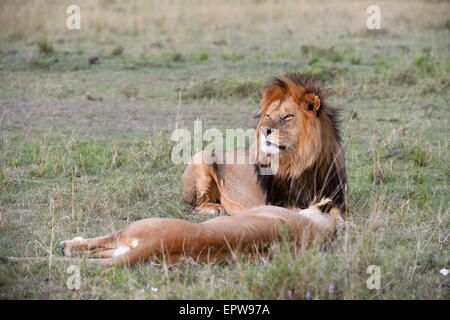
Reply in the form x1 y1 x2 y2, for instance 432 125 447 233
1 0 449 53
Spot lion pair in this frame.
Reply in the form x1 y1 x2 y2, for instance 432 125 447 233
3 72 348 266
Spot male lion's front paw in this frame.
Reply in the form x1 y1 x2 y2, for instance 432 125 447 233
194 203 226 216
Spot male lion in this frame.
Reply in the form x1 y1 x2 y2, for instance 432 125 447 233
2 73 347 267
181 72 347 216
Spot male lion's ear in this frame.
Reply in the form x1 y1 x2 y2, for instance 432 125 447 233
305 93 321 113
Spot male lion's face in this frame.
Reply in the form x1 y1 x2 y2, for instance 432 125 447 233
257 93 321 159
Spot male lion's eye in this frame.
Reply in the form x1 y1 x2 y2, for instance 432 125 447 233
282 114 294 120
265 114 270 120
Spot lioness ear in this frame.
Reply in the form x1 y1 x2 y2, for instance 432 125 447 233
305 93 321 113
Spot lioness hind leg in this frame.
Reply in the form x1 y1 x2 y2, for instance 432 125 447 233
60 233 117 257
88 248 117 259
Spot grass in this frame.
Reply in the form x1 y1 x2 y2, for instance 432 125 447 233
184 78 262 101
0 0 449 299
301 45 343 63
404 145 431 167
111 45 124 56
122 84 139 100
37 38 54 55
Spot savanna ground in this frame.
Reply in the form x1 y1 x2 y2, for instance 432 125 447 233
0 0 449 299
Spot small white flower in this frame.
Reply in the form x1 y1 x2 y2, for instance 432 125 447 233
439 268 449 276
151 287 158 292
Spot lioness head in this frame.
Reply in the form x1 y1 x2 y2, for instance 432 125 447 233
256 72 343 181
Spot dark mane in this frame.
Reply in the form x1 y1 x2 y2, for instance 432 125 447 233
255 164 347 211
256 72 347 212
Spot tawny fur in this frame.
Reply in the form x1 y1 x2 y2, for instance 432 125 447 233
59 202 340 266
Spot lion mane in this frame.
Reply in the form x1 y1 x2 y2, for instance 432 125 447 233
255 72 347 213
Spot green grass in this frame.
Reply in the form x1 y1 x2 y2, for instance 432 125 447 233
111 45 124 56
0 0 449 300
184 78 262 101
37 38 54 55
301 45 344 63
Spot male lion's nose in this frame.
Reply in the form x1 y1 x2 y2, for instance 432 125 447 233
261 127 272 137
